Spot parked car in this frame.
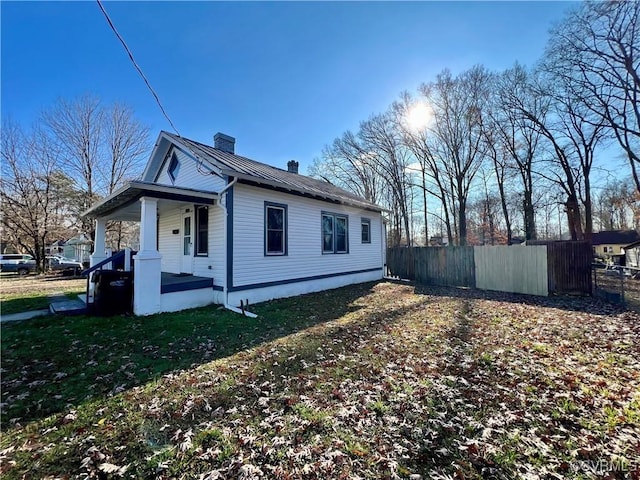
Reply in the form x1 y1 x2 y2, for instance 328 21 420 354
46 255 83 275
0 254 36 275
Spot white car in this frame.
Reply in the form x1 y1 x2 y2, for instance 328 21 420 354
46 256 83 275
0 254 36 275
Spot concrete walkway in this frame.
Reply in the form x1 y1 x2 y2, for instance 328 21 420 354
1 308 50 323
0 292 71 324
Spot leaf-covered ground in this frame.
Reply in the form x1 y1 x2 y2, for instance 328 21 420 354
1 281 639 479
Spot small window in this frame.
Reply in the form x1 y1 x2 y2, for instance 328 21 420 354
168 152 180 182
322 212 349 254
361 218 371 244
195 205 209 256
265 202 287 256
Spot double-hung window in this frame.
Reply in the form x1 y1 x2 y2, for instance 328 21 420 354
195 205 209 256
265 202 287 256
361 218 371 244
322 212 348 254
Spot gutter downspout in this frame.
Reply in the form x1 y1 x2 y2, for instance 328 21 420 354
216 177 258 318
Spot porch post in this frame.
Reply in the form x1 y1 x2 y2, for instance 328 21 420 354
133 197 162 315
90 218 107 267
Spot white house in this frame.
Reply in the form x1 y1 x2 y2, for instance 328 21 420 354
83 131 386 316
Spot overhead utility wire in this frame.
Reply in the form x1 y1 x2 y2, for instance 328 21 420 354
96 0 181 136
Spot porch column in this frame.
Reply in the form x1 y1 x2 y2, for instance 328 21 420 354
133 196 162 315
90 218 107 267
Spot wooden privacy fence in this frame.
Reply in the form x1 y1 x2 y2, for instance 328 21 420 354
386 242 592 297
414 246 475 288
475 246 548 296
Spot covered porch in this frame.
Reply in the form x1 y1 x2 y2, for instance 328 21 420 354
82 180 219 316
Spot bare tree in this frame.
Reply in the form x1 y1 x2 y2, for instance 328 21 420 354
1 120 77 270
101 103 150 194
488 65 546 241
546 1 640 191
594 177 640 231
359 112 415 246
309 130 383 205
418 66 491 245
42 96 150 237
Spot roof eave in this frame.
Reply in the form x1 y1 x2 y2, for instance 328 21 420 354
224 171 384 212
82 181 219 219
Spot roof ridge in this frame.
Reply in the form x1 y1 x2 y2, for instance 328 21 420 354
161 131 382 211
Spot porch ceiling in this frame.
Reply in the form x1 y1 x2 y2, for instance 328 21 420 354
82 180 218 221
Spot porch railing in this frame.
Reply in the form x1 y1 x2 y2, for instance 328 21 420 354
81 250 133 313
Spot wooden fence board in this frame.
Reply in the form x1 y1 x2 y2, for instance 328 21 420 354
529 241 592 295
386 247 415 280
387 242 591 297
474 245 548 296
414 247 475 287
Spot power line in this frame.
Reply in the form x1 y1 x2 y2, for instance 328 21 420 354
96 0 180 136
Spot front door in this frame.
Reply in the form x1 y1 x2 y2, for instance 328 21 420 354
182 212 193 274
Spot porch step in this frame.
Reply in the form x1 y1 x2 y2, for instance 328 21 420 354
49 298 87 316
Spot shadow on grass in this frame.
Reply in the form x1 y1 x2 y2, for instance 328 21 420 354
407 280 625 315
1 295 50 315
0 281 377 428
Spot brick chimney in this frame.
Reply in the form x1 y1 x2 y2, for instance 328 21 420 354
214 132 235 154
287 160 299 174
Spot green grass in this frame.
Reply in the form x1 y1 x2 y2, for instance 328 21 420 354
0 292 51 315
0 283 374 427
1 281 638 479
1 289 84 315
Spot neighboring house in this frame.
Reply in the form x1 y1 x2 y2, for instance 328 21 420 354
46 239 66 256
592 230 640 263
64 234 93 263
46 236 93 263
83 131 386 316
623 239 640 269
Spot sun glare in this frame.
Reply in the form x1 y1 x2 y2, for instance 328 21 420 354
406 103 431 131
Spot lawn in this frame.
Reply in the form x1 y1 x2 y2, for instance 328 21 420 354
0 275 85 315
1 281 638 479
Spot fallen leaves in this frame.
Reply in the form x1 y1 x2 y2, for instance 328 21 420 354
1 282 639 479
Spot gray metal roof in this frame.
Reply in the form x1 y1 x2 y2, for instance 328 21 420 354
163 131 382 212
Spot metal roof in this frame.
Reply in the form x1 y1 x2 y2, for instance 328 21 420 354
162 131 383 212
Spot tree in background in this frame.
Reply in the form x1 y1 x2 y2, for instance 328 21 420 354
546 1 640 191
311 2 638 246
42 96 150 240
1 96 150 263
417 66 491 245
593 178 640 232
1 120 78 270
488 64 545 242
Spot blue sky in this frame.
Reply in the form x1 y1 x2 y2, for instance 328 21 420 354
2 1 575 173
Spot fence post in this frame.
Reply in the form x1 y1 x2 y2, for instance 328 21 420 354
620 273 625 307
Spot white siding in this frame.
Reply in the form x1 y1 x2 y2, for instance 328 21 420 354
158 208 181 274
157 204 223 287
193 205 225 285
228 269 381 306
231 184 384 289
155 148 226 193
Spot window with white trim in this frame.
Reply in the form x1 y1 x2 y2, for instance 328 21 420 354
361 218 371 244
322 212 348 254
195 205 209 256
265 202 287 255
168 152 180 182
